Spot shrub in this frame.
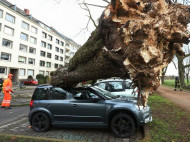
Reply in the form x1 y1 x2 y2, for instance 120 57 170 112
36 74 45 84
27 75 33 80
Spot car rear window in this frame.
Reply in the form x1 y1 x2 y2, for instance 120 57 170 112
32 88 48 100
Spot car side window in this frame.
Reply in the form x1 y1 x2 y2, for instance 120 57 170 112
108 82 123 92
49 87 67 100
73 90 90 100
33 88 48 100
87 91 99 99
125 81 132 89
97 83 106 90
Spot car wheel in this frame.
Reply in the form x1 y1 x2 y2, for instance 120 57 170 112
32 112 51 132
111 113 135 138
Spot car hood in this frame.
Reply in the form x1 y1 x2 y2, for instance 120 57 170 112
107 97 137 104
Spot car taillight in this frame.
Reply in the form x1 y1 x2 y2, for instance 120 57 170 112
30 100 34 107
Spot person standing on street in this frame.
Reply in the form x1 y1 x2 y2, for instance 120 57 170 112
0 78 3 93
1 74 14 109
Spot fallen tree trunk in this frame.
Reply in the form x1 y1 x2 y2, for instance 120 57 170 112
51 0 190 106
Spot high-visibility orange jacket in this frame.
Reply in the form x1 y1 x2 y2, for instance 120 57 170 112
3 78 13 93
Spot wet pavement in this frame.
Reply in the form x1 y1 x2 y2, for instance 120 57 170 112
0 115 144 142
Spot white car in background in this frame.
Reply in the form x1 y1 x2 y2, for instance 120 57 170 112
93 78 138 99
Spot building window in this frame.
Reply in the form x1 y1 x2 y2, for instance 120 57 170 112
1 53 11 61
29 47 36 54
55 55 59 60
31 26 37 34
41 41 46 48
47 44 52 50
55 47 59 52
4 26 14 35
46 62 51 68
0 9 3 18
19 44 27 52
27 69 34 76
40 51 46 57
61 41 64 46
20 33 28 41
60 49 64 54
5 13 15 23
19 68 25 76
28 58 35 65
59 65 63 68
66 43 69 47
18 56 26 64
48 35 52 41
21 21 29 30
56 39 59 44
0 67 6 74
42 32 47 38
54 63 58 68
60 57 63 61
30 36 37 44
2 39 13 48
39 70 44 75
46 71 49 76
40 60 45 67
47 53 51 58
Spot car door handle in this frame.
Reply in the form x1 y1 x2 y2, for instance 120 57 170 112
72 104 77 107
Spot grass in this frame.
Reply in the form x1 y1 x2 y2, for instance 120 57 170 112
147 93 190 142
163 79 190 87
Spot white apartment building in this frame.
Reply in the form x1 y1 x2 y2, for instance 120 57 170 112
0 0 80 83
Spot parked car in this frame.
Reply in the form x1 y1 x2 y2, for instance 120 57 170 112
93 78 138 99
29 85 152 138
23 79 38 85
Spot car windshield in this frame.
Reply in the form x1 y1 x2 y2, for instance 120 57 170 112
92 86 117 99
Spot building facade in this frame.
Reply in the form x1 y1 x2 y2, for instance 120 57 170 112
0 0 80 83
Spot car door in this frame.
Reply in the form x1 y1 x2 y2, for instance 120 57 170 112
46 87 70 122
70 89 106 124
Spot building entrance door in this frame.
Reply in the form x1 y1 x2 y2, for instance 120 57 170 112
10 68 18 83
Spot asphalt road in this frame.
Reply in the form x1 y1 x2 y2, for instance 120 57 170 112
0 105 29 126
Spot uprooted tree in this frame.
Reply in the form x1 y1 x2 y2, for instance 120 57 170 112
51 0 190 106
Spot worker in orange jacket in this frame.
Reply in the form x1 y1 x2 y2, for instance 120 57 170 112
1 74 14 109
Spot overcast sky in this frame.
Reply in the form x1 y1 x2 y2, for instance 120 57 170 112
7 0 182 76
8 0 107 45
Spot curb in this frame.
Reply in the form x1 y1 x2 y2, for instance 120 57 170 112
139 125 151 142
11 103 29 107
0 134 81 142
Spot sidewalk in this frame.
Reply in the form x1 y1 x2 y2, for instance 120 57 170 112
157 85 190 112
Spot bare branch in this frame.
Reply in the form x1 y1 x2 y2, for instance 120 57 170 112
183 64 190 68
172 60 177 69
184 53 190 58
79 3 106 8
83 3 97 28
102 0 109 3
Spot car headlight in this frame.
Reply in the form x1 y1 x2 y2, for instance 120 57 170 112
134 105 148 111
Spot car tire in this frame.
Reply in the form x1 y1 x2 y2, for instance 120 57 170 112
111 113 135 138
31 112 51 132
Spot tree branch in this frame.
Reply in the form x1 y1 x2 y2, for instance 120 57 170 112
172 60 177 69
184 53 190 58
79 3 106 8
183 64 190 68
83 3 97 28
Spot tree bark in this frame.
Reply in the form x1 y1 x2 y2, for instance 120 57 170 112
51 0 190 106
